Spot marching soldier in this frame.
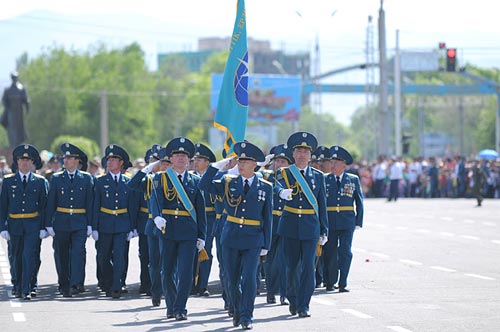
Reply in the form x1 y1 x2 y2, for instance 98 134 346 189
92 144 138 299
45 143 94 297
127 144 163 306
274 131 328 318
191 142 217 297
199 141 273 330
150 137 207 321
323 146 364 292
265 144 292 306
0 144 49 300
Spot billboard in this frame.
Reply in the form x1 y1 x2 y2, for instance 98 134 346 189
211 73 302 122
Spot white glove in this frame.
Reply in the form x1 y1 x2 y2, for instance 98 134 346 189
257 154 274 167
39 229 49 239
127 231 134 241
154 216 167 230
196 238 205 252
141 160 161 174
87 226 92 237
319 234 328 246
46 226 56 237
260 249 268 256
133 229 139 237
212 156 235 170
279 188 293 200
355 225 361 231
0 230 10 241
92 230 99 241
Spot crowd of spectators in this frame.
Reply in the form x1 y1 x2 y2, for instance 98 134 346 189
349 155 500 201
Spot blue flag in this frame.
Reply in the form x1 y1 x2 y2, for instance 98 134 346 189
214 0 248 156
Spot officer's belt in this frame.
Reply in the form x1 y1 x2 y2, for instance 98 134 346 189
327 206 355 212
205 207 215 212
140 207 149 213
56 207 86 214
283 206 315 215
100 207 128 215
162 209 190 217
226 215 261 226
272 210 283 216
9 212 40 219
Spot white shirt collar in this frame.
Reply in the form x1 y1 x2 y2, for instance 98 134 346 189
242 174 255 186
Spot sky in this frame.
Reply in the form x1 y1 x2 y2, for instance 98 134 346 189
1 0 499 125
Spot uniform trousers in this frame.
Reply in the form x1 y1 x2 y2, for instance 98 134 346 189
54 229 86 291
10 231 38 295
147 229 162 299
322 229 354 288
98 232 127 292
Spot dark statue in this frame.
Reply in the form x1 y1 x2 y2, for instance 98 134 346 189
1 71 30 148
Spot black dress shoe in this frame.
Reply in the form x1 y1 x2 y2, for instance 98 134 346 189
112 290 121 299
199 289 210 297
70 286 79 296
175 313 187 321
280 296 289 305
289 304 297 315
152 297 161 307
228 307 234 317
232 317 240 327
15 292 22 299
30 290 37 298
266 295 276 304
78 284 86 293
62 290 72 298
166 311 174 319
23 294 31 300
241 321 253 330
298 311 311 318
339 287 350 293
121 286 128 294
326 285 334 292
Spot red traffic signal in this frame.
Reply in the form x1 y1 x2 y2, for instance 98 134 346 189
446 48 457 72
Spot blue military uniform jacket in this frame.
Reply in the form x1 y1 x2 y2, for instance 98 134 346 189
199 166 272 251
0 172 49 235
150 171 206 241
325 172 364 231
192 170 218 239
45 170 94 231
260 170 284 238
92 173 138 234
275 166 328 240
127 171 153 235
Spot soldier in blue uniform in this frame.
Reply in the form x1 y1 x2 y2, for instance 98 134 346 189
0 144 49 300
151 137 207 321
199 141 273 330
127 144 164 306
323 146 363 292
92 144 138 299
264 144 292 306
191 142 217 297
45 143 94 297
274 132 328 318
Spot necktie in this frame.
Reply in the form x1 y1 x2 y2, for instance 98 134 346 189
244 179 250 194
70 174 74 182
336 176 341 187
23 175 27 188
178 174 183 184
114 175 119 185
300 169 305 177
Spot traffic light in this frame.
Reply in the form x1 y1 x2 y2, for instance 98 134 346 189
446 48 457 72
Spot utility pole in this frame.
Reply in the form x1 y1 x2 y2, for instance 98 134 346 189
394 29 402 156
100 90 108 156
378 0 390 156
366 15 377 159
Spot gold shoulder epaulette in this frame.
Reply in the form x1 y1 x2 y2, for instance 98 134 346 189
311 166 324 174
79 170 91 175
96 173 107 178
33 173 46 179
54 170 64 176
258 177 272 186
4 173 15 178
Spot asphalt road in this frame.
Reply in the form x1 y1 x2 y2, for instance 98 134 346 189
1 198 500 332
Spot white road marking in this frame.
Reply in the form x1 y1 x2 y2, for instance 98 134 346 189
10 300 22 308
464 273 495 281
387 326 414 332
440 232 455 237
440 217 453 221
416 229 430 233
352 247 367 253
0 261 9 267
460 235 480 241
0 256 7 262
311 297 335 305
1 266 10 273
13 312 26 322
463 219 476 224
430 266 457 272
395 226 408 230
491 240 500 245
3 273 11 280
400 259 423 266
342 309 373 319
482 222 496 227
370 252 390 259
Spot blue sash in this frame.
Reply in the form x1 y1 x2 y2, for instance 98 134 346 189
166 168 197 223
289 164 319 216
